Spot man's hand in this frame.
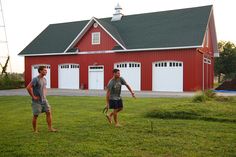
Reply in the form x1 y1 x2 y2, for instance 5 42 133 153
32 96 39 101
131 92 136 98
105 103 109 109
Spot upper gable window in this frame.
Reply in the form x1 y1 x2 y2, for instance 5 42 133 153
92 32 100 45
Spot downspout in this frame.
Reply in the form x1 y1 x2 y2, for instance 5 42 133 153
202 54 204 91
197 48 205 91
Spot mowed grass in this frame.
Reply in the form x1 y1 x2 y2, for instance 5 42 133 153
0 96 236 157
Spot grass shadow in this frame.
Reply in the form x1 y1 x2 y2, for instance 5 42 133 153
145 110 236 123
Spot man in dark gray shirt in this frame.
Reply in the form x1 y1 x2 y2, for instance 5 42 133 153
26 66 57 133
106 69 135 127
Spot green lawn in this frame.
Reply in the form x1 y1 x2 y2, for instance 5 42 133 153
0 96 235 157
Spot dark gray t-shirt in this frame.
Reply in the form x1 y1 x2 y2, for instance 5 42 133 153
107 77 127 100
31 76 47 103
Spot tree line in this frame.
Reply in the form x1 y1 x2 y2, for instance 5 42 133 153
215 41 236 82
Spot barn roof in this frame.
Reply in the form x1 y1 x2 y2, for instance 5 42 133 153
19 5 213 55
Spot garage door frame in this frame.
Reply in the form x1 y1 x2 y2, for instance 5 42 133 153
58 63 80 89
31 64 51 88
88 65 104 90
114 62 141 91
152 61 183 92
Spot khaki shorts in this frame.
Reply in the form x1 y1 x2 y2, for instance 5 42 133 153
32 100 51 116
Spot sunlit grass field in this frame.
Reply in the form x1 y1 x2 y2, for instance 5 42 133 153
0 96 235 157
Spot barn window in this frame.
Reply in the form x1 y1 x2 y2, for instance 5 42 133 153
92 32 100 45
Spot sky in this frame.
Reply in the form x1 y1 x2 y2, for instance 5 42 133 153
0 0 236 73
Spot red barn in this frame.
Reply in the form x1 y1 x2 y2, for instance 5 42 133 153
19 5 218 92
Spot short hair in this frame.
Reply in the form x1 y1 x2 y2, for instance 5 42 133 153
38 65 46 73
113 69 120 73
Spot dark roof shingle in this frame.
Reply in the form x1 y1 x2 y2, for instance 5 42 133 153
19 5 212 55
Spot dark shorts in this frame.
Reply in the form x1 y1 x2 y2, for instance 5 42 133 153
109 99 123 109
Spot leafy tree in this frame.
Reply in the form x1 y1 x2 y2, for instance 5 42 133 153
215 41 236 82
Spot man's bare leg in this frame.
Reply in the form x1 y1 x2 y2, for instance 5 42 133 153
32 115 38 133
113 108 123 127
46 111 57 132
106 112 113 124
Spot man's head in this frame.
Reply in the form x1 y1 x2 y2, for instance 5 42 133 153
113 69 120 78
38 66 47 76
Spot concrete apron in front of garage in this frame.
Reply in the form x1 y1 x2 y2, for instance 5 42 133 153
0 88 235 98
0 88 193 98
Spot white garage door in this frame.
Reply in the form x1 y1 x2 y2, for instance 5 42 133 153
89 66 104 90
152 61 183 92
32 64 50 88
114 62 141 91
58 64 80 89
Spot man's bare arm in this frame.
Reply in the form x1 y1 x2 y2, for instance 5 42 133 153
26 82 39 100
106 89 111 108
125 84 136 98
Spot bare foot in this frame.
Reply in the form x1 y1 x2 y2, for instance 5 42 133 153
48 128 57 132
33 130 39 134
106 115 112 124
115 123 122 127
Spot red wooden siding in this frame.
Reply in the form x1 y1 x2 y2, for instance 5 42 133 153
24 48 213 91
74 24 117 52
200 24 215 90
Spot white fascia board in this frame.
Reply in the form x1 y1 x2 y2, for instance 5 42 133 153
63 18 95 53
114 45 202 53
210 10 219 56
93 18 126 50
201 7 212 47
77 45 201 54
19 52 78 57
19 45 201 56
64 17 126 53
201 7 219 57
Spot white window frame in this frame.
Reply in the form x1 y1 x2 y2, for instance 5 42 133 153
92 32 100 45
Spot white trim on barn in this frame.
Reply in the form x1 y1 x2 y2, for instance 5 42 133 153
19 45 202 56
31 64 51 88
58 63 80 89
92 18 126 50
88 65 104 90
152 61 183 92
114 62 141 91
64 17 126 53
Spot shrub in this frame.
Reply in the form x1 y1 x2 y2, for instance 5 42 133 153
192 91 207 103
204 90 216 99
0 73 25 90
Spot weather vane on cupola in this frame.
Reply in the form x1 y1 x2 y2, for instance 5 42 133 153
111 3 123 21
